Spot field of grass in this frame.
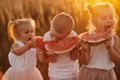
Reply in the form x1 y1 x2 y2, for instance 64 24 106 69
0 0 120 80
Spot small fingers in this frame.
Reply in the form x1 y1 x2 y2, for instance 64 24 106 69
46 50 55 55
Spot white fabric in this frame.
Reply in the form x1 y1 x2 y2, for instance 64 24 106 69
2 41 43 80
86 35 115 70
50 77 76 80
43 31 79 79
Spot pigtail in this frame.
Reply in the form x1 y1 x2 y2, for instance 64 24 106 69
8 21 15 28
87 4 93 15
85 4 94 32
8 21 16 41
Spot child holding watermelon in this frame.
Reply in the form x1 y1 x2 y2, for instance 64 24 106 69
43 12 79 80
78 2 120 80
2 18 44 80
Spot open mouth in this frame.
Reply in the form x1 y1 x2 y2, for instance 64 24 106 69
28 37 32 40
105 25 112 28
104 25 112 34
105 25 112 31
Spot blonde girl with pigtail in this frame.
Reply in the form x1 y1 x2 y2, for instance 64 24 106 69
2 18 44 80
78 2 120 80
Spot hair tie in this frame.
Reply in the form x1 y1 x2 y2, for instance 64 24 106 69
87 4 93 14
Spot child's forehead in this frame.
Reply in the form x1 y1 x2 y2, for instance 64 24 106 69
18 24 34 31
94 7 113 16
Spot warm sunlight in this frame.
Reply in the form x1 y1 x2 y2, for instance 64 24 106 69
86 0 119 9
86 0 117 3
0 0 120 80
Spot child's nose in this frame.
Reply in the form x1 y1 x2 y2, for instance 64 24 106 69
108 17 113 21
29 32 34 36
106 18 113 24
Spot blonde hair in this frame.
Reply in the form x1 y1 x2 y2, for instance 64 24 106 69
86 2 118 34
50 12 74 38
8 18 35 41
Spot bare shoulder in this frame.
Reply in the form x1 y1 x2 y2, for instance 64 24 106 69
12 43 19 48
11 43 19 52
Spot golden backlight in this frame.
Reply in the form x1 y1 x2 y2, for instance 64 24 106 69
86 0 119 9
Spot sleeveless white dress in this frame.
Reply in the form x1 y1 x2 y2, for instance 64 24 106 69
78 35 117 80
2 41 43 80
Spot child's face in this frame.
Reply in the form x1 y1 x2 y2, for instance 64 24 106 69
92 7 114 33
51 31 69 40
18 24 34 44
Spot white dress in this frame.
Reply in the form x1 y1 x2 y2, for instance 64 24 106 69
2 41 43 80
86 35 115 70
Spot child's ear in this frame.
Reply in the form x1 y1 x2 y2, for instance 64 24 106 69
14 32 20 39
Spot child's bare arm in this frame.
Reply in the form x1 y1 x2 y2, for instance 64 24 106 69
79 41 90 65
11 41 35 55
46 54 57 63
105 35 120 65
45 51 57 63
70 47 79 61
79 49 90 65
37 48 48 63
36 48 57 63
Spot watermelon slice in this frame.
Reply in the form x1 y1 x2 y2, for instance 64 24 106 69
45 37 79 54
32 36 46 50
78 32 109 44
32 36 54 51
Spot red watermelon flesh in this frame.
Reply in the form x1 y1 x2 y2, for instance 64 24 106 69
33 36 54 51
79 31 111 43
33 36 46 50
45 36 79 54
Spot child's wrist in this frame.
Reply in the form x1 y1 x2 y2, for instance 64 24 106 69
106 46 112 50
80 47 88 52
26 42 31 49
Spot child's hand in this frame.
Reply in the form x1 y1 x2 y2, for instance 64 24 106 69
27 41 36 48
104 37 112 49
46 50 55 55
80 41 90 52
46 50 57 62
70 47 79 60
47 54 57 62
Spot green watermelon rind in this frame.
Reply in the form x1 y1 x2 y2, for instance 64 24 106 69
87 38 106 43
45 44 76 54
31 37 36 42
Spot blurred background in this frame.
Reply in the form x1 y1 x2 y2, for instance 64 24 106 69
0 0 120 80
